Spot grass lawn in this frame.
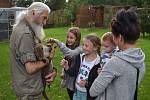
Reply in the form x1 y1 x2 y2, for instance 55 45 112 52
0 27 149 100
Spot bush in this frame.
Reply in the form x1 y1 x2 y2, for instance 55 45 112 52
138 8 150 36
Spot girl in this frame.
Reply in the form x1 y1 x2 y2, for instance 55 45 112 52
47 28 82 58
60 27 81 100
61 34 101 100
90 8 145 100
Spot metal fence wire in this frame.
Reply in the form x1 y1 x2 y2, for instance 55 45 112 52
0 7 26 41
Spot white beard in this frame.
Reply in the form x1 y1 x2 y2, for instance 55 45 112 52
31 23 45 40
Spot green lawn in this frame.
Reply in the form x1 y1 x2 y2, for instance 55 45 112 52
0 27 149 100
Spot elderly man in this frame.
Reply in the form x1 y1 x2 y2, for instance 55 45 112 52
10 2 56 99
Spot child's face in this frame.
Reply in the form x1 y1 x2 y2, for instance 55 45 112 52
102 40 115 53
66 32 76 46
82 38 97 55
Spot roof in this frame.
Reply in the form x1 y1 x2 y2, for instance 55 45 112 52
0 7 27 11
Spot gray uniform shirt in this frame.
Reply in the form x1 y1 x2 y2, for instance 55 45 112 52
10 21 43 96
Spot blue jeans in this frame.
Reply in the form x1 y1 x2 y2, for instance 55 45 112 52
73 90 87 100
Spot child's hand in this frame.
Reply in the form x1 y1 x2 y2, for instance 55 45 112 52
60 59 69 70
46 38 59 44
60 73 65 79
97 68 102 74
79 79 87 87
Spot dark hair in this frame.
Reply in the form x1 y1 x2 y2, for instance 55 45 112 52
66 27 81 49
111 8 140 44
84 34 101 54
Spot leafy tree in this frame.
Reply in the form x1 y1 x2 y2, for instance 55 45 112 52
16 0 32 7
76 0 150 7
65 0 82 23
16 0 66 11
45 0 66 11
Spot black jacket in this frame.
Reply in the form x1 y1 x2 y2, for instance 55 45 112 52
65 54 101 100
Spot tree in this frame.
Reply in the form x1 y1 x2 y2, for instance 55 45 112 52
65 0 82 23
16 0 32 7
45 0 66 11
74 0 150 7
16 0 66 11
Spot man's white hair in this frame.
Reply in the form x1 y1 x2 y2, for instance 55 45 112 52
13 2 50 40
13 2 50 28
28 2 50 13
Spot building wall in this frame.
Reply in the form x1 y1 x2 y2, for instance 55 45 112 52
76 5 104 28
0 0 14 8
103 5 112 28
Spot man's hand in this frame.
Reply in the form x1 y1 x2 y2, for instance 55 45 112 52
45 68 57 85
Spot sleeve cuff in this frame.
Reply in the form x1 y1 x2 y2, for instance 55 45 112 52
20 52 37 64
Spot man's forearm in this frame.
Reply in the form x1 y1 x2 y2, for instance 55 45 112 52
25 60 48 74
